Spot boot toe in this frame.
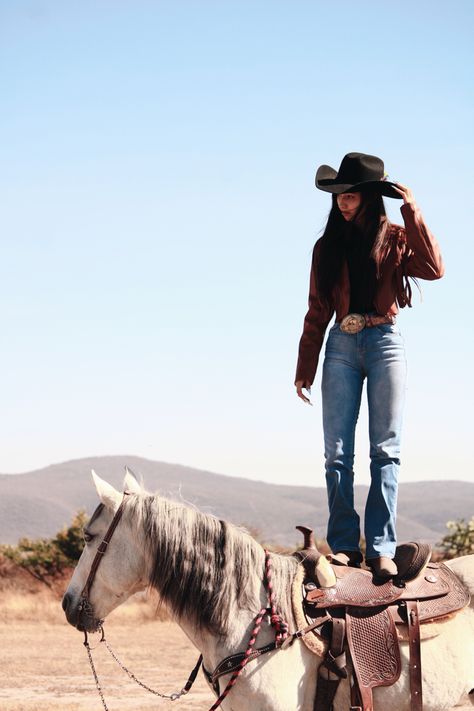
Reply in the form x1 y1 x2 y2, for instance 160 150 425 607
366 556 398 579
330 551 363 568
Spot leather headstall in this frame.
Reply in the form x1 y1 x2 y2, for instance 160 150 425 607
80 491 131 606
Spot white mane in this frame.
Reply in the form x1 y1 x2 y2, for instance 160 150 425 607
124 492 299 635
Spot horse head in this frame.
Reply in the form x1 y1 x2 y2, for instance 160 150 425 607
62 468 147 632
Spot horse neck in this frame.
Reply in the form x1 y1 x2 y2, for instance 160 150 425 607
130 494 297 640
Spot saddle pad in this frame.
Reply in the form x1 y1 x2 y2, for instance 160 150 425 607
291 565 328 657
346 606 401 709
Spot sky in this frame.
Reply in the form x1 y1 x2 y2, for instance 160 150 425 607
1 0 473 487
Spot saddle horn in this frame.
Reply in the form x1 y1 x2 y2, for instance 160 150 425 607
296 525 318 552
294 525 336 588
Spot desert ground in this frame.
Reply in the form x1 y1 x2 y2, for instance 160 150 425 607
0 586 214 710
0 620 214 710
0 574 472 711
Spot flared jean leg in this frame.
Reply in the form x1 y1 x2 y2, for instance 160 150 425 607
322 342 364 553
365 328 407 559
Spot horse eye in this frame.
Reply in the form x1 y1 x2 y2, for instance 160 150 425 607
83 531 94 543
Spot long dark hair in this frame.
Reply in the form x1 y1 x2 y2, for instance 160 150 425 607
315 190 391 304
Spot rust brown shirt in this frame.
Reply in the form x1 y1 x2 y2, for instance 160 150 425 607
295 202 444 387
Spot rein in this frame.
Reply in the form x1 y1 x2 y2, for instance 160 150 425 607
78 493 290 709
83 627 203 709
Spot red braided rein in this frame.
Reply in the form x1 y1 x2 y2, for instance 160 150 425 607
207 549 289 710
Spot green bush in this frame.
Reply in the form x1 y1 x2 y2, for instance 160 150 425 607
438 517 474 558
0 510 87 586
1 537 67 585
53 510 88 562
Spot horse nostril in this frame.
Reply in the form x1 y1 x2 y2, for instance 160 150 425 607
62 593 71 613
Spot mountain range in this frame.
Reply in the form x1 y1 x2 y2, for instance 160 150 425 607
0 455 471 547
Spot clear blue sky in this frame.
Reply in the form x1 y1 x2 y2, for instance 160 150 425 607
1 1 473 486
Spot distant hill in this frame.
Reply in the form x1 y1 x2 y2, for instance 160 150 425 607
0 456 472 546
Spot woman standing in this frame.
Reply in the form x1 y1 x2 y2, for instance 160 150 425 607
295 152 444 579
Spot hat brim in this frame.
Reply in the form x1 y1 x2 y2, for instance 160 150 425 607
315 164 402 200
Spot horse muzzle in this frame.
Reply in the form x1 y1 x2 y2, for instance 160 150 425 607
62 592 103 632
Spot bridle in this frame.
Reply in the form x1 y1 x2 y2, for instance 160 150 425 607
77 491 298 710
78 491 131 628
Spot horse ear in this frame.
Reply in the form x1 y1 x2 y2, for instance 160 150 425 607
123 466 143 494
91 469 122 510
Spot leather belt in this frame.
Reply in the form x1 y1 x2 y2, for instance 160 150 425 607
339 313 395 334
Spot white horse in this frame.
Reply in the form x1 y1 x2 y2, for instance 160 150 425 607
63 470 474 711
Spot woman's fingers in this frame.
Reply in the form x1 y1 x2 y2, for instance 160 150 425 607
295 380 312 404
296 385 312 405
392 182 415 205
392 182 409 196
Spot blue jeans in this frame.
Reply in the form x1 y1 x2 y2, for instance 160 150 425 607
321 321 407 559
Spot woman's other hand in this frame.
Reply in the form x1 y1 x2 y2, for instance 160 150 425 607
295 380 312 405
392 182 417 207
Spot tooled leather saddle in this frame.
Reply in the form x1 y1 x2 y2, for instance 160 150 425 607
294 528 470 711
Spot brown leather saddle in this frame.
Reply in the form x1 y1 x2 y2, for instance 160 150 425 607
294 528 470 711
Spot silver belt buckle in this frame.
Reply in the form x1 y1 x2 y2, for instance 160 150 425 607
340 313 366 334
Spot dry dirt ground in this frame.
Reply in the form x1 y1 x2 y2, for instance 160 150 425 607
0 619 215 710
0 567 215 711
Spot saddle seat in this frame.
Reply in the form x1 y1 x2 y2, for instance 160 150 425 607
293 528 471 711
307 560 455 611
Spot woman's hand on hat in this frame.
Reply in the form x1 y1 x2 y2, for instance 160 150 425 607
392 182 416 207
296 381 313 405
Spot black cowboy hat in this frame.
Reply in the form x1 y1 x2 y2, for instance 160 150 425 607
315 152 402 199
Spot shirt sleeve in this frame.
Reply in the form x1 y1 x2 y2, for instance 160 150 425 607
400 202 444 280
295 243 334 387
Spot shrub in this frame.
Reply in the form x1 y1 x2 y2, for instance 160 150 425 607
1 538 67 586
438 517 474 558
0 511 87 586
53 510 87 562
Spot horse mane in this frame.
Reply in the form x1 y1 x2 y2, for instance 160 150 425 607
125 492 298 636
